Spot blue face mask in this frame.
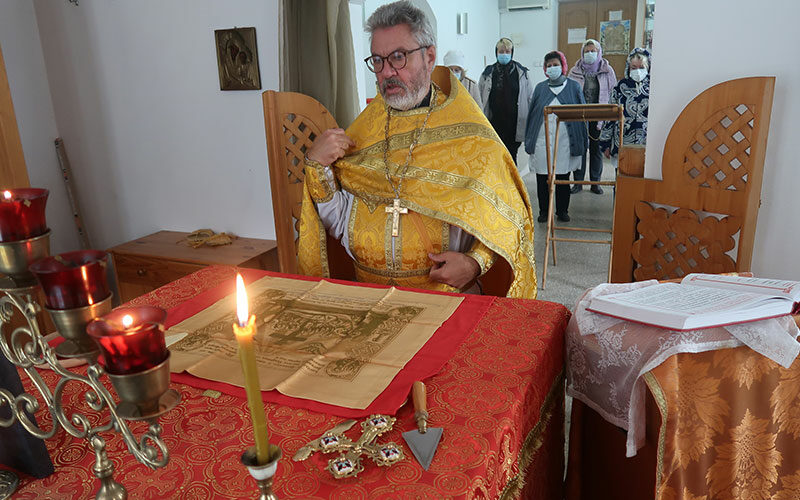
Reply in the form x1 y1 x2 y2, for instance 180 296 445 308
497 53 512 65
545 66 562 80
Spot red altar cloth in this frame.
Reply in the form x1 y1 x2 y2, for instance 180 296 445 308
165 267 495 417
12 266 569 499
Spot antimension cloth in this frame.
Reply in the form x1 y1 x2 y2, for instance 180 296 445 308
166 275 462 409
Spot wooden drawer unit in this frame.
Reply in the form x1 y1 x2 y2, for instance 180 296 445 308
109 231 278 303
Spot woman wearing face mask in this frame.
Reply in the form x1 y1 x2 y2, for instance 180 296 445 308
600 48 651 161
443 50 482 106
524 51 588 223
478 37 534 166
567 39 617 194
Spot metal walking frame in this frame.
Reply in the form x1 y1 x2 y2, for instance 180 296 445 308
541 103 624 289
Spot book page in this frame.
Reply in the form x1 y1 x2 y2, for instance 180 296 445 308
596 283 774 316
681 274 800 301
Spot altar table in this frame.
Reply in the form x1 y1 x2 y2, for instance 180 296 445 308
566 322 800 500
11 266 569 499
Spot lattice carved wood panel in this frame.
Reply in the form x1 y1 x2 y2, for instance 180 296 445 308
631 202 741 281
682 104 754 191
280 112 319 248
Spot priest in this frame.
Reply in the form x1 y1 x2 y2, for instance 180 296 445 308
299 0 537 299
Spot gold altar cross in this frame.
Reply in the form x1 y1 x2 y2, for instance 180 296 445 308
385 198 408 237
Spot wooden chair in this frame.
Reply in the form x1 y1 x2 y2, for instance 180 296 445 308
261 90 354 279
541 104 624 290
609 77 776 282
262 90 513 295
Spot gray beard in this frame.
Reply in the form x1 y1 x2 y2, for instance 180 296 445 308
381 75 430 111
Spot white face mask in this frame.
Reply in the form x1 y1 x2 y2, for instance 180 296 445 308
629 68 647 82
452 70 462 80
545 66 562 80
583 51 598 64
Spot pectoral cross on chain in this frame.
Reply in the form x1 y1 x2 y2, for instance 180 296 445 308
385 198 408 237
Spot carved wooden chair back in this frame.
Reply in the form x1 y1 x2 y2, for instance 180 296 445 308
262 90 353 278
611 77 775 282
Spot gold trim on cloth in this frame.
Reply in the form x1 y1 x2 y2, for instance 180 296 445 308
500 371 565 499
643 371 670 490
298 67 537 298
353 260 431 278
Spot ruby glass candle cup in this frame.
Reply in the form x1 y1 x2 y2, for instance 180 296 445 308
86 306 168 375
29 250 111 310
0 188 49 242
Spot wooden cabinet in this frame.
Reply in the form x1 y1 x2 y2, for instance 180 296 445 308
109 231 279 303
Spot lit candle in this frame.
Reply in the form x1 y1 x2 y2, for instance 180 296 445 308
0 188 49 242
233 273 271 464
86 306 168 374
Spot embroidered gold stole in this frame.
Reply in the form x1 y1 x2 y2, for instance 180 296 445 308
299 67 538 299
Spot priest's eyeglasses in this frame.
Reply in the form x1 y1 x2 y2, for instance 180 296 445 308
364 46 430 73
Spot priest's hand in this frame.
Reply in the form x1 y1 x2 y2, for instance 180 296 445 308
307 128 355 166
428 252 481 290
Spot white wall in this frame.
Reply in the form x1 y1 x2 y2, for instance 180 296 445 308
0 2 80 254
32 0 280 250
499 5 559 75
646 0 800 279
430 1 501 79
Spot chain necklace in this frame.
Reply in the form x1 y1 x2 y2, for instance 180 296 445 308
382 84 437 237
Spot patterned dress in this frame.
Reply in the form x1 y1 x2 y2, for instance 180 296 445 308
599 76 650 156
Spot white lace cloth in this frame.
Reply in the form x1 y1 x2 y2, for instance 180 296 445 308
566 280 800 457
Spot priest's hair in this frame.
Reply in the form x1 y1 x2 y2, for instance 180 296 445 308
365 0 436 48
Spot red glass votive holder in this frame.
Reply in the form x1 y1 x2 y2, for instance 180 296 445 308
29 250 111 310
86 306 168 375
0 188 49 242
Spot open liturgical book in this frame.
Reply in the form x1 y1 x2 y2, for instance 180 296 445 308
587 274 800 331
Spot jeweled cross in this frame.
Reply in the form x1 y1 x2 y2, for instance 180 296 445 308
385 198 408 237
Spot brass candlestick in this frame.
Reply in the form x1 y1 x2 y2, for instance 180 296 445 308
241 444 282 500
0 233 179 499
0 230 50 281
47 295 112 360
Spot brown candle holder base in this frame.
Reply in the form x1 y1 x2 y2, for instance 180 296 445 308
0 230 50 281
241 444 281 500
106 353 176 419
47 295 112 360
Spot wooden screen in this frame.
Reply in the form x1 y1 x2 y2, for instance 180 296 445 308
0 42 29 188
610 77 775 282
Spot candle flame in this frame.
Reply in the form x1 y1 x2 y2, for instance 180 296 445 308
236 273 248 327
122 314 134 328
2 191 10 200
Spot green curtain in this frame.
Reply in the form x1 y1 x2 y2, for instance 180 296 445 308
281 0 359 128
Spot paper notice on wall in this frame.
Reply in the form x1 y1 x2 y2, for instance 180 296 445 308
568 27 587 44
609 10 623 21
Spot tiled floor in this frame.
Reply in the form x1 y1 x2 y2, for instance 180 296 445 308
518 149 616 310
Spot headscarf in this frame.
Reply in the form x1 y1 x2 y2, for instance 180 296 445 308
543 50 567 76
495 37 514 58
443 50 466 70
578 39 602 76
624 47 651 78
543 50 567 86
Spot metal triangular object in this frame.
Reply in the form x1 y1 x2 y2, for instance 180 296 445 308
402 427 443 470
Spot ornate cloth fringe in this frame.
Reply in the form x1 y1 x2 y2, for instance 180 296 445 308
500 370 565 500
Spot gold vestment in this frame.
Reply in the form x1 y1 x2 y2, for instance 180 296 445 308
299 67 537 298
